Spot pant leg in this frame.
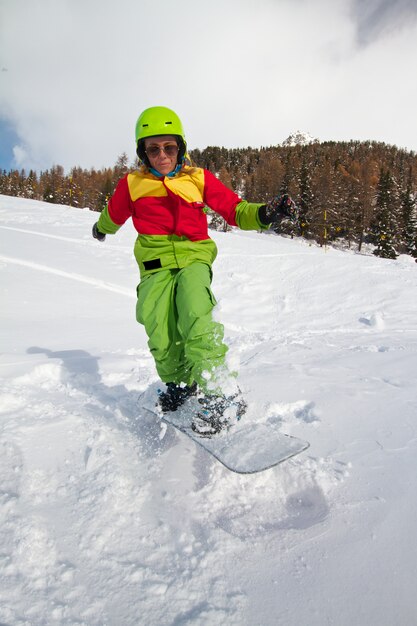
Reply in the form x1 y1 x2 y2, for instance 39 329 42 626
175 263 228 391
136 270 188 384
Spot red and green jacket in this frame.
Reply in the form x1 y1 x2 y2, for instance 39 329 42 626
97 165 266 277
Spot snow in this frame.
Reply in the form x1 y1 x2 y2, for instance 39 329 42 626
281 130 319 146
1 194 417 625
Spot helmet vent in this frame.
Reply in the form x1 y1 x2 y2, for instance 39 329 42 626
135 106 186 144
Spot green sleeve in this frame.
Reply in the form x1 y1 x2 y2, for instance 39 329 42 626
97 205 122 235
234 200 270 231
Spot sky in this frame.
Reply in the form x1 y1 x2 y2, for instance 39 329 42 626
1 0 417 173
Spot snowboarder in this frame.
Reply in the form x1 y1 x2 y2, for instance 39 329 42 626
92 106 297 435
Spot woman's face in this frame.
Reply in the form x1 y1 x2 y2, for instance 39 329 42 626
144 135 179 176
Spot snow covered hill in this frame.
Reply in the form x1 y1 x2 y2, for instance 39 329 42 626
1 194 417 626
281 130 319 146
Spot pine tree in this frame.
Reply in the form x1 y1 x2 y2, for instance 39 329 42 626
371 169 399 259
298 152 314 238
112 153 129 185
25 170 38 198
42 165 65 204
402 168 417 257
311 156 335 246
280 152 292 196
209 167 232 231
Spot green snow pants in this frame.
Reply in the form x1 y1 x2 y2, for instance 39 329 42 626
136 262 228 390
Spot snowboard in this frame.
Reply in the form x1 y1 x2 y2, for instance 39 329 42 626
144 400 309 474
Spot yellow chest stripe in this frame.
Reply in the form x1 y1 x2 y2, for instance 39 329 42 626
127 167 205 203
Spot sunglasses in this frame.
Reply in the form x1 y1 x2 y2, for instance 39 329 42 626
145 143 179 159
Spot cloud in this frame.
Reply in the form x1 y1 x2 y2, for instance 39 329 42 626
351 0 417 45
1 0 417 173
12 144 28 168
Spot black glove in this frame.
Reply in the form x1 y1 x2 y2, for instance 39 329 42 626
258 194 299 225
92 222 106 241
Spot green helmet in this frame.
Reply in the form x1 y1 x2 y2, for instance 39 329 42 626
135 106 186 143
135 106 187 166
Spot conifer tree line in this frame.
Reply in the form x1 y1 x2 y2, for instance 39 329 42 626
1 140 416 260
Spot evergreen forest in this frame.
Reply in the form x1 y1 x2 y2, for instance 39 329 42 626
1 140 416 260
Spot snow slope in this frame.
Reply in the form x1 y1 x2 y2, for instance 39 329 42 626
1 194 417 626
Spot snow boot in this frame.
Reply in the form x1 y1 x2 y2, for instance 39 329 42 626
158 382 197 412
191 392 247 437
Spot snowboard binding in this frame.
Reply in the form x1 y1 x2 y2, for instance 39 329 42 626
158 382 197 412
191 393 247 437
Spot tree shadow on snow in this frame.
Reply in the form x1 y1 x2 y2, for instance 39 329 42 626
26 346 178 459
